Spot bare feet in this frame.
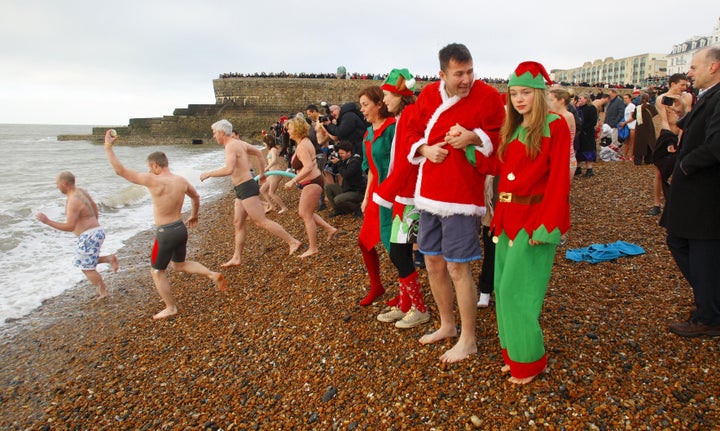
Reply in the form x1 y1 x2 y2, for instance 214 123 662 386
221 258 241 268
299 248 319 258
439 339 477 363
212 273 228 292
419 326 458 345
153 306 177 320
508 375 538 385
289 239 302 255
109 254 119 273
95 292 111 303
501 364 511 373
326 227 339 241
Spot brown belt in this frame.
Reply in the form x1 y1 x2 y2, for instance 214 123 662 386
498 192 543 204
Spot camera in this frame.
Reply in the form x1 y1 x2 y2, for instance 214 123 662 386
662 96 675 106
320 115 331 123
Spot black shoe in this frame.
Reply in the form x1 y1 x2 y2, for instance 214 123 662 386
669 319 720 337
583 169 594 178
647 205 661 216
574 167 583 176
318 202 327 211
353 209 363 219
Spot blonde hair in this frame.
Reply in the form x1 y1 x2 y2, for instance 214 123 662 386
498 87 548 161
285 116 310 139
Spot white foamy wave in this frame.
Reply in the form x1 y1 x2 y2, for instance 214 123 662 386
101 184 149 209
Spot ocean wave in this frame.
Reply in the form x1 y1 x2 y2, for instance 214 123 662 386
101 184 149 209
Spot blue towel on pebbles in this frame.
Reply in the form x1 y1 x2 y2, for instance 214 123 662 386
566 241 645 264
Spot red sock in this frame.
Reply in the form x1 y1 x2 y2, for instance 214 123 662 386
402 271 426 313
359 245 384 306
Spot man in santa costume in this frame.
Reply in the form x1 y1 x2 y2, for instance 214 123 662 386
406 43 505 363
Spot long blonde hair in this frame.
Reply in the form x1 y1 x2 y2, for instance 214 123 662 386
498 87 548 161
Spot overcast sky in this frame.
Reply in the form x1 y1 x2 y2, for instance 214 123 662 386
1 0 717 125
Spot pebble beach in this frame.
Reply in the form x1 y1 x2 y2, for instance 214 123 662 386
1 161 718 430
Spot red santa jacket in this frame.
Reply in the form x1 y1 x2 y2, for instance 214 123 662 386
407 79 505 216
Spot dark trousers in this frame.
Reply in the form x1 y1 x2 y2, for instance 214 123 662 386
477 225 496 294
667 234 720 326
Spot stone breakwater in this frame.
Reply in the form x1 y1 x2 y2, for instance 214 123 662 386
58 78 629 145
1 161 718 429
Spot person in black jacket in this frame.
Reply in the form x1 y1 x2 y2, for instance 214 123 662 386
664 47 720 337
324 141 365 216
323 102 368 159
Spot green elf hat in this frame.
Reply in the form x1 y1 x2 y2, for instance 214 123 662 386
382 68 416 96
508 61 552 89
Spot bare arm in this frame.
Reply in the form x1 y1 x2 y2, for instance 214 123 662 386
104 131 155 187
185 181 200 228
36 198 81 232
200 143 236 181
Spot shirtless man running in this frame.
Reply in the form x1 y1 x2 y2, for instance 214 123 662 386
104 131 226 320
36 171 118 301
200 119 302 267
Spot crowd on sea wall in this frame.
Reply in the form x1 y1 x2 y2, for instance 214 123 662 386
219 71 667 90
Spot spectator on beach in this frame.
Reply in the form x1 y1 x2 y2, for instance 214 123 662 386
575 93 599 177
620 94 637 161
548 88 577 182
201 119 302 267
408 43 504 363
356 86 397 306
283 117 338 257
604 89 625 147
259 134 289 214
323 102 367 158
370 68 429 328
324 141 365 217
470 61 571 384
651 73 693 216
103 134 226 320
631 93 658 166
36 171 118 302
664 47 720 337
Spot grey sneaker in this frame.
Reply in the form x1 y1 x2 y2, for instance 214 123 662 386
377 306 405 323
647 205 661 216
395 308 430 329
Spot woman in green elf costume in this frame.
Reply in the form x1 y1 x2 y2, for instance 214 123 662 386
469 61 571 384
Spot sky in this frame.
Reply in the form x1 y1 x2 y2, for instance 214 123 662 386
1 0 717 125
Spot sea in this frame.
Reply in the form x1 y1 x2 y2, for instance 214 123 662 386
0 124 230 326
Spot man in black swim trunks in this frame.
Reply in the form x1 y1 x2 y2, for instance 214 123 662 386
104 131 227 320
201 119 302 267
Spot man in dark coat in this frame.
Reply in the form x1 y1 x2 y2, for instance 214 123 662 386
664 47 720 337
323 102 367 159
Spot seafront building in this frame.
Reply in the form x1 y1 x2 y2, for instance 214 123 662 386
667 17 720 75
551 54 667 88
553 17 720 88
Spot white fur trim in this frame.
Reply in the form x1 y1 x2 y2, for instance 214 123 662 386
372 192 393 209
408 138 427 165
415 194 486 217
395 196 414 205
472 127 493 157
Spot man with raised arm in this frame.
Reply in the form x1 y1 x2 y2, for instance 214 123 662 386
200 120 301 267
104 131 226 320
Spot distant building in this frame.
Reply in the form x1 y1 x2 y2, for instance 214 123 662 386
551 53 667 87
667 17 720 75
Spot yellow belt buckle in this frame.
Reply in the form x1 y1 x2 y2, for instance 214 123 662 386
499 192 512 203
